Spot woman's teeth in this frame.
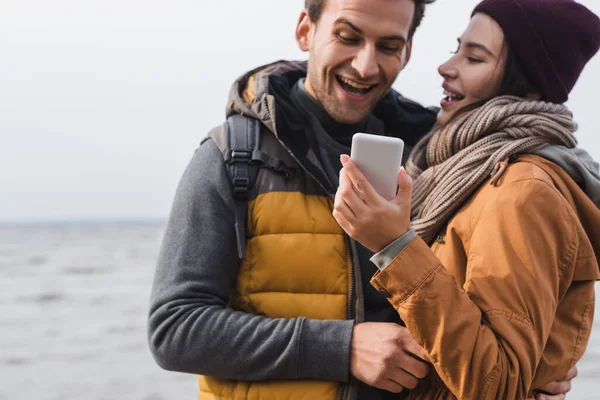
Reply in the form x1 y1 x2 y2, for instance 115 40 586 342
338 76 373 96
443 89 464 102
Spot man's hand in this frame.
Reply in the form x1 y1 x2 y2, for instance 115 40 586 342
350 322 430 393
534 366 578 400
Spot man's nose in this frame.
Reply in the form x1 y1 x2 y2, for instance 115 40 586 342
351 44 379 79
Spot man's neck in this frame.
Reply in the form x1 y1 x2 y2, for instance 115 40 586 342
296 79 369 146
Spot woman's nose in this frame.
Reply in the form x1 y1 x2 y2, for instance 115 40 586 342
438 56 458 80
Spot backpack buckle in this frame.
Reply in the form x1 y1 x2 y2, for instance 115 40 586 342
231 149 251 161
232 176 250 198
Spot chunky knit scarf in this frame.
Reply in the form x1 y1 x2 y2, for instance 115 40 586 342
406 96 578 243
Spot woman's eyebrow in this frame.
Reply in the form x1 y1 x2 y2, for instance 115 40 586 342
458 38 497 58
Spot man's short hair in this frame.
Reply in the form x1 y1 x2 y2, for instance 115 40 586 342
305 0 436 39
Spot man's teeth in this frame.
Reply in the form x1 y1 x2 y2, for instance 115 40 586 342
339 77 372 90
443 89 464 100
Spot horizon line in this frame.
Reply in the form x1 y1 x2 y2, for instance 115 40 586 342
0 216 168 226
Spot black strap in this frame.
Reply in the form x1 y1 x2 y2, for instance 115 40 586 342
224 114 294 260
251 150 295 179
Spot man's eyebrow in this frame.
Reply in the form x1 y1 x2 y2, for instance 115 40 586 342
335 18 364 34
334 18 406 43
457 38 496 58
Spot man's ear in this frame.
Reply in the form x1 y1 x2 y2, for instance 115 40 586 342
401 38 413 69
296 10 313 52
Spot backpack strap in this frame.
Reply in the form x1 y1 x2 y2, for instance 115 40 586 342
223 114 295 260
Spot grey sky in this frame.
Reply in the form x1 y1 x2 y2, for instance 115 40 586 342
1 0 598 221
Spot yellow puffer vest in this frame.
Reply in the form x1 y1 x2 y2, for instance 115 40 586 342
199 124 353 400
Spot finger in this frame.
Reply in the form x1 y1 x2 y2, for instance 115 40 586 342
388 368 420 390
340 154 380 205
338 168 368 213
401 335 429 362
536 365 578 400
377 380 405 394
332 198 356 235
564 365 578 381
334 176 358 221
537 380 572 396
535 394 565 400
397 353 430 379
394 167 413 207
333 193 357 219
332 208 352 236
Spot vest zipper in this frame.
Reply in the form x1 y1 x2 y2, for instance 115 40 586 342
344 237 356 320
340 238 361 400
266 97 359 400
338 237 356 400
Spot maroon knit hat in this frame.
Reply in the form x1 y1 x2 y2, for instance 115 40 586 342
473 0 600 103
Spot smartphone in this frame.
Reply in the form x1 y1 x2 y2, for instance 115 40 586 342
350 133 405 200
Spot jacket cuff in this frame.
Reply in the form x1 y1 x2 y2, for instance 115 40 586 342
371 236 440 306
370 229 417 271
296 318 354 382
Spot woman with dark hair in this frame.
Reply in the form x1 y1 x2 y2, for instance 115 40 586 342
333 0 600 398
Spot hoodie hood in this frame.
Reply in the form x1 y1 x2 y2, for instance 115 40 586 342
225 60 303 134
224 60 437 193
225 60 437 147
535 145 600 208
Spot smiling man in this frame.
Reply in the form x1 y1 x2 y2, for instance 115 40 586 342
148 1 574 399
300 0 415 125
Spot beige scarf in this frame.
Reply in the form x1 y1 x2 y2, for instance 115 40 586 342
406 96 578 243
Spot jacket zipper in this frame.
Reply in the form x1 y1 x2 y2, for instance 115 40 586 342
263 97 359 400
432 233 445 253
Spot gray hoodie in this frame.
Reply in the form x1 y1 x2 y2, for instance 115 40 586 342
535 145 600 207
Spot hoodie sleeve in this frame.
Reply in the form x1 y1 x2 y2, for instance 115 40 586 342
147 137 353 382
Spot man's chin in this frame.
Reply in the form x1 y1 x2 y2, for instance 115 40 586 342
331 95 379 125
327 106 371 126
338 115 368 125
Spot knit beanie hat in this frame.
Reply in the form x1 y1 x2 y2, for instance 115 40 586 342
473 0 600 103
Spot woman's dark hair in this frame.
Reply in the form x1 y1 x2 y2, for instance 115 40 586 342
443 40 538 126
496 41 537 99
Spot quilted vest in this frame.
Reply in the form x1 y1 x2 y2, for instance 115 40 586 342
198 124 353 400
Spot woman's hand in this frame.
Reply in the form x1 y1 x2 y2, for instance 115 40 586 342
333 154 412 253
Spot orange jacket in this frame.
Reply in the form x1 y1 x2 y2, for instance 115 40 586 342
371 155 600 399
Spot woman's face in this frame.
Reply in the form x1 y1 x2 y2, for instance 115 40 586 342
436 13 506 127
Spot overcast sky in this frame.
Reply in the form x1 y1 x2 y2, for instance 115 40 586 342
1 0 599 221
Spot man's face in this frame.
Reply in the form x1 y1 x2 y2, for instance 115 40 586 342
296 0 415 124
